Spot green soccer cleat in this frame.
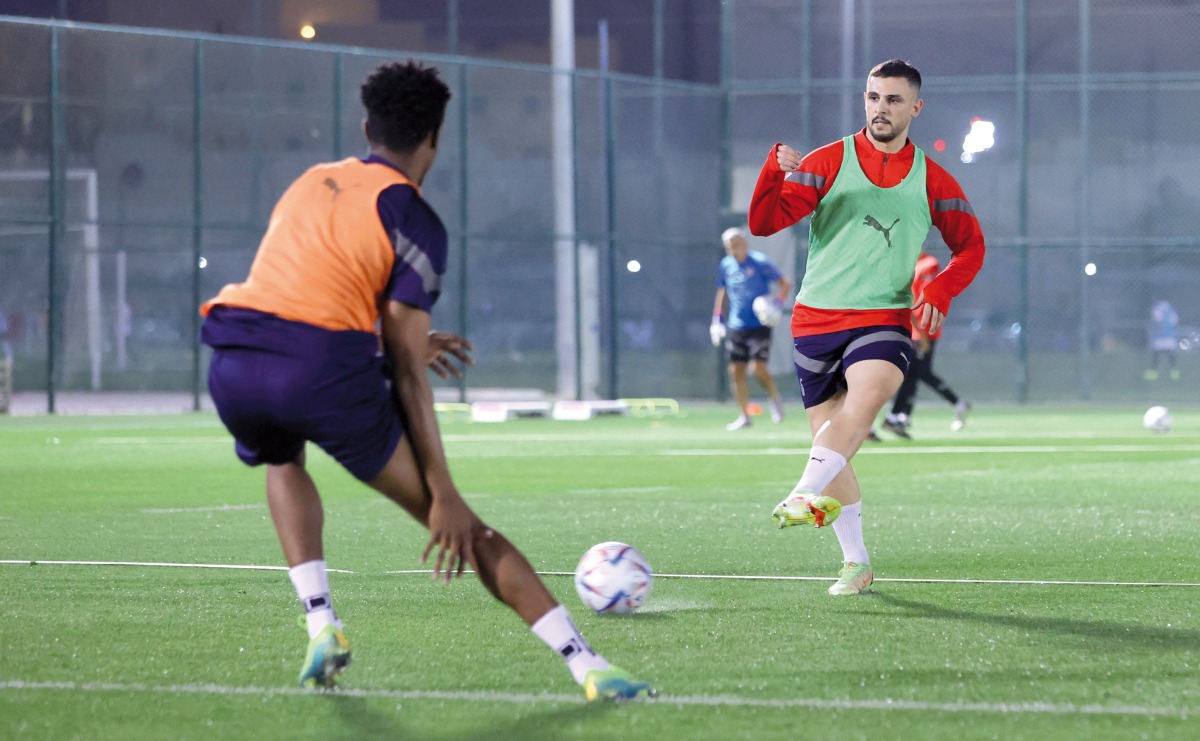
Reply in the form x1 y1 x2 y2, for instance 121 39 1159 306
584 665 654 702
828 561 874 596
299 624 352 689
771 492 842 528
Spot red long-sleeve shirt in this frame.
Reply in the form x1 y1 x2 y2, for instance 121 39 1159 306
748 129 986 337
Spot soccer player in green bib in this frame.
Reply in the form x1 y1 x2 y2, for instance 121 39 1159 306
747 59 986 595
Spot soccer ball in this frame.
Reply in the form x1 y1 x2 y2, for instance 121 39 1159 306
1143 405 1172 434
752 295 784 327
573 542 653 614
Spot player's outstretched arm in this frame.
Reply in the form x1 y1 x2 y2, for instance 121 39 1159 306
381 300 482 582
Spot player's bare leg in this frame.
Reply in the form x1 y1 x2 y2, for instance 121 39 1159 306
367 435 557 624
751 359 785 422
266 454 351 687
266 453 324 567
369 436 652 699
726 361 752 430
774 359 903 594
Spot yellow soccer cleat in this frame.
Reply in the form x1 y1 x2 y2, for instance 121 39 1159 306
299 624 352 689
771 491 842 528
584 665 654 702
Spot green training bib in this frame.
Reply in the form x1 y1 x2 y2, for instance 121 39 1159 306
798 136 932 310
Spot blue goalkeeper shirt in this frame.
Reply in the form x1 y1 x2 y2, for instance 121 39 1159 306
716 250 782 330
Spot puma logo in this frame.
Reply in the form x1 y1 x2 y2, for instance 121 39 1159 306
810 456 826 463
323 177 344 199
863 215 901 248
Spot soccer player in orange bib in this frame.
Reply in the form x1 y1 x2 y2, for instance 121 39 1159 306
748 59 986 595
201 61 651 699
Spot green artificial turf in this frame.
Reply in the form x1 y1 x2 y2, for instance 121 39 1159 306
1 404 1197 740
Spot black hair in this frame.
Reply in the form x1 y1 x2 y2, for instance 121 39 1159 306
360 61 451 152
868 59 922 91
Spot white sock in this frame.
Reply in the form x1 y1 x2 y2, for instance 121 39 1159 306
531 604 610 684
288 560 341 639
832 501 869 564
792 445 847 496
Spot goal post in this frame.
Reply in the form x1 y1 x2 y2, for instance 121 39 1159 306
0 168 103 390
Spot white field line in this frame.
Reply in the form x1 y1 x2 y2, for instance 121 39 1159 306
92 437 227 444
80 435 1197 457
666 444 1200 456
438 432 1200 443
142 504 265 514
390 569 1200 588
1 561 1193 587
0 560 353 573
0 680 1188 718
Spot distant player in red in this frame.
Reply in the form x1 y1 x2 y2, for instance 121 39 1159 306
881 251 971 438
201 61 650 700
748 59 985 595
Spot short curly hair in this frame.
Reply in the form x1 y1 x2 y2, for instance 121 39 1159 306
360 61 451 152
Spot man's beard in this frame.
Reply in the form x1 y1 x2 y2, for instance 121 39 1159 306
871 120 898 142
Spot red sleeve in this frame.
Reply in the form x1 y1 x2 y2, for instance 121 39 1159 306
747 141 843 237
921 156 986 315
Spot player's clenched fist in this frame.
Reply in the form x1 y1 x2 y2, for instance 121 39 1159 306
775 143 802 172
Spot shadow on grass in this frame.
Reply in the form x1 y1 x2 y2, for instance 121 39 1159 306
450 700 613 741
869 591 1200 650
322 684 620 741
327 694 410 740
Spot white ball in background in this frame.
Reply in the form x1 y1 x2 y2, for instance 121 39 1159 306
1143 405 1172 434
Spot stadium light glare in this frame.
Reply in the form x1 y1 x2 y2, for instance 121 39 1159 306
300 24 316 40
1084 262 1097 276
198 256 208 269
626 260 642 273
960 119 995 164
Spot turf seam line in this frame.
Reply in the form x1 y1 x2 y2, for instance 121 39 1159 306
0 680 1189 718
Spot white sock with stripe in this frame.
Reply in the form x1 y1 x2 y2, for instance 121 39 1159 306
531 605 610 684
288 560 341 639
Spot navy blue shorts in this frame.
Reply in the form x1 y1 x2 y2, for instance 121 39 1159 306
203 308 403 482
792 325 914 408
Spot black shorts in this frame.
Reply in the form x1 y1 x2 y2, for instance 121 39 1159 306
726 326 773 363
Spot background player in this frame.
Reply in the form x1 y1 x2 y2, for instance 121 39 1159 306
200 61 651 700
710 226 793 430
748 59 986 595
1144 299 1180 382
881 250 971 437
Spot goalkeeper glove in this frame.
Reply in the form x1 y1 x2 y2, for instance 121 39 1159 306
710 316 726 347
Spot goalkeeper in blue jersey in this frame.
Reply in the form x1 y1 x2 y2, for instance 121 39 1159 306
710 227 793 431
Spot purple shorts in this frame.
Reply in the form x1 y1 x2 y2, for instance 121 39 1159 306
203 307 402 482
792 325 914 408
